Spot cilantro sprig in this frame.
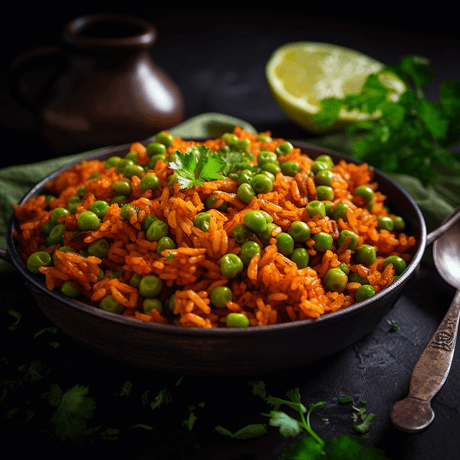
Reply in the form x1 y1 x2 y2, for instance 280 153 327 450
168 144 226 189
311 55 460 184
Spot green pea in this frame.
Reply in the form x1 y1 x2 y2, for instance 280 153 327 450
125 151 138 162
194 212 212 232
226 312 249 327
120 204 139 221
205 194 228 211
315 169 334 186
356 244 376 265
139 173 160 193
123 163 144 179
276 232 295 256
315 155 334 169
87 239 110 258
90 200 109 219
27 251 52 274
257 222 277 242
355 185 374 203
168 294 176 313
222 133 238 146
46 223 66 245
234 138 251 153
45 195 56 204
146 142 167 157
149 154 167 169
275 141 294 156
325 202 333 217
259 210 273 223
237 169 254 185
99 295 123 313
306 200 326 218
348 272 369 285
109 271 123 280
312 232 333 252
143 298 163 315
257 150 277 166
130 273 142 288
111 180 131 196
382 256 407 275
111 195 129 206
59 280 82 299
244 210 267 233
290 247 310 269
97 268 105 281
256 134 272 142
288 221 311 242
338 262 350 275
240 241 261 265
156 236 176 256
77 211 100 231
139 275 162 297
378 216 394 232
392 216 406 232
332 202 349 222
50 207 70 222
42 220 58 235
338 230 359 251
104 156 122 169
115 158 135 175
261 162 281 176
232 224 253 244
311 161 329 175
316 185 334 201
324 268 348 293
251 174 273 194
261 170 276 183
141 214 159 233
210 286 233 308
220 253 244 279
237 183 256 204
67 197 82 215
146 219 169 242
155 131 174 147
355 285 376 302
280 161 299 177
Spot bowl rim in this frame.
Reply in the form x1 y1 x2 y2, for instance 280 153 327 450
6 137 427 336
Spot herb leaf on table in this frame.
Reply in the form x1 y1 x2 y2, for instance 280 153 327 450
311 55 460 185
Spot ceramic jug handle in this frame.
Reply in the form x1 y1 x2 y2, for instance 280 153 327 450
8 45 66 113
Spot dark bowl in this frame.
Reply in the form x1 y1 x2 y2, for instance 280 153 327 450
4 139 427 376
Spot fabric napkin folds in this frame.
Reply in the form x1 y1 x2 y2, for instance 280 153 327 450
1 112 458 273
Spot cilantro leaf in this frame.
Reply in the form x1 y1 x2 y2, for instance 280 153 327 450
268 411 303 437
47 384 97 442
151 386 173 410
214 424 267 439
7 309 21 331
168 145 226 189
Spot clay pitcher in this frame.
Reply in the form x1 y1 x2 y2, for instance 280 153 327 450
9 14 185 154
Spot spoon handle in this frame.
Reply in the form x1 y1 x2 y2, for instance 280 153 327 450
390 289 460 432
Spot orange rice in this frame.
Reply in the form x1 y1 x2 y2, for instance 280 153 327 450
12 127 417 328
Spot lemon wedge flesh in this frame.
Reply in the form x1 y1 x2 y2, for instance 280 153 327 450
265 42 406 132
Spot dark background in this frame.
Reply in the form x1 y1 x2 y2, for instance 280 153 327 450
1 5 460 460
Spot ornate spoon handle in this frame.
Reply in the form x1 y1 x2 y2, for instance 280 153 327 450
390 289 460 432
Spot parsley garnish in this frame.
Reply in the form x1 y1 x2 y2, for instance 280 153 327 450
168 145 226 189
311 55 460 184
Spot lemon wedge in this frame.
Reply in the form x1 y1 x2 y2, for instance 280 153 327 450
265 42 406 132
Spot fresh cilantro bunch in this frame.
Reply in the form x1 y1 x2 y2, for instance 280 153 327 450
311 55 460 184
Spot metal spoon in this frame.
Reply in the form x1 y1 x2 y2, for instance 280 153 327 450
391 217 460 432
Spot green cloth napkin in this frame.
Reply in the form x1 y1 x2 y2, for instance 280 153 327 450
1 112 457 273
